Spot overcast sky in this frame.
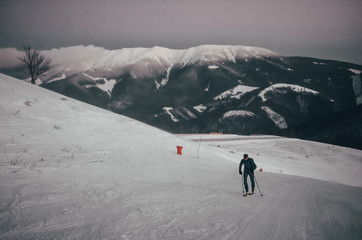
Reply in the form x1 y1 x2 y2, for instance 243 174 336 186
0 0 361 64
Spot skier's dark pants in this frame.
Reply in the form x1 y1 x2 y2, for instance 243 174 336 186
243 170 255 192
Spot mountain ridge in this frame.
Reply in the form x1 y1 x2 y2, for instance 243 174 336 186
1 45 361 149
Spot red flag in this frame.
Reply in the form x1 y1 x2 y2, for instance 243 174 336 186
177 146 183 155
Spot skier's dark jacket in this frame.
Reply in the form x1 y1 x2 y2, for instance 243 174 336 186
239 158 257 174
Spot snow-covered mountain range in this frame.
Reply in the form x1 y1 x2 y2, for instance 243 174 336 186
1 45 361 149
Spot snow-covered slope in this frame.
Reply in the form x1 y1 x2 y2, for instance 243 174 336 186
1 74 362 240
183 135 362 187
258 83 320 102
214 85 259 100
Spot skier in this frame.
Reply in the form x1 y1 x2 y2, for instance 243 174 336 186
239 154 257 195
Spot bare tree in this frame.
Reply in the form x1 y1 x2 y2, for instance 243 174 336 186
17 46 52 84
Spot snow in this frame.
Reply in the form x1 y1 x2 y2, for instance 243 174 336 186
163 107 179 122
204 80 211 92
0 45 279 73
179 45 276 67
208 65 219 69
96 79 117 97
214 85 259 100
35 78 42 85
193 104 207 113
313 61 328 65
155 67 171 91
164 67 172 84
46 73 67 84
136 46 175 65
261 106 288 129
223 110 256 119
1 73 362 239
154 80 161 90
182 107 197 119
258 83 319 102
82 73 117 97
200 136 362 187
348 68 362 75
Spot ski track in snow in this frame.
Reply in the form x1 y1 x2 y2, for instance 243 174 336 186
0 73 362 240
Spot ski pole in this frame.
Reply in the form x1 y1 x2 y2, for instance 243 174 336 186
241 174 244 194
254 174 263 196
